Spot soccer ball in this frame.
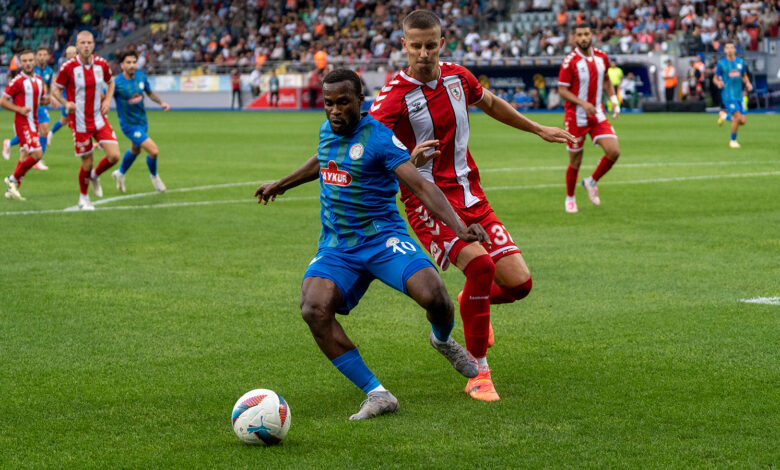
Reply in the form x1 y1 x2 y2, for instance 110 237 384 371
231 389 291 445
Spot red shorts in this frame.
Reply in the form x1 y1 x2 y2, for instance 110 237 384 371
405 201 521 271
14 122 42 154
564 117 617 152
72 124 118 157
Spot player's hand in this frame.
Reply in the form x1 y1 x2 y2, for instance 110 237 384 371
101 99 110 115
537 125 575 144
410 139 440 168
66 102 76 113
746 83 753 93
455 223 492 249
161 102 171 111
612 106 620 119
254 181 285 205
18 106 31 116
581 102 597 115
715 81 724 89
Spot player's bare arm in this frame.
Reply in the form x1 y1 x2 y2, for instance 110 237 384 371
146 90 170 111
558 84 597 115
409 139 441 168
52 85 75 113
102 79 115 115
0 95 30 115
255 154 319 204
713 75 724 89
742 73 753 92
477 88 574 144
395 159 490 247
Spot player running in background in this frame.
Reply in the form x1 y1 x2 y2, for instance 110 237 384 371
255 69 490 420
3 46 53 170
558 24 621 214
46 46 78 146
714 40 752 149
370 10 573 402
52 31 120 210
1 50 48 200
111 50 171 193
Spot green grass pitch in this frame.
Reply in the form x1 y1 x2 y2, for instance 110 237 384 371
1 110 778 468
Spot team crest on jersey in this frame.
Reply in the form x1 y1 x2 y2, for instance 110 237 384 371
321 160 352 186
349 143 364 160
448 82 462 101
133 131 142 138
385 237 400 248
139 82 145 90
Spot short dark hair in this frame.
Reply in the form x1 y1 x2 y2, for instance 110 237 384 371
35 45 50 53
723 39 735 47
403 10 442 32
322 68 362 98
18 49 34 58
118 50 138 63
574 24 592 31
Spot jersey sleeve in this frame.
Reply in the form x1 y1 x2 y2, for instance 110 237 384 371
377 124 410 172
143 73 152 93
369 86 402 129
558 59 573 86
3 78 18 99
461 67 484 105
55 65 69 89
100 60 112 83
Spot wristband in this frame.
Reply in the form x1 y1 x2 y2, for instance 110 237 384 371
610 95 619 107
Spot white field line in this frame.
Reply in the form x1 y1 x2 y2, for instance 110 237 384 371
479 160 776 173
740 297 780 306
1 169 779 217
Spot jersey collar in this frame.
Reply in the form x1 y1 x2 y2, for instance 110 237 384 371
400 68 441 89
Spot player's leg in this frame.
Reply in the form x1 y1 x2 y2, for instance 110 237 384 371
566 149 583 213
140 137 166 192
583 123 620 206
33 109 50 170
113 142 141 193
729 109 745 148
3 135 19 160
48 114 67 145
89 129 121 197
78 152 95 210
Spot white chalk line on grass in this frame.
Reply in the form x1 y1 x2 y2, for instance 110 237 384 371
480 160 777 173
2 169 779 217
740 297 780 306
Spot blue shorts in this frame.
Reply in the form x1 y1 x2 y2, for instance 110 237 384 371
723 99 746 115
304 232 436 314
121 125 150 147
37 107 50 124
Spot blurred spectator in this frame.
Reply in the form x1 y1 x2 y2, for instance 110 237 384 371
620 72 637 109
250 63 263 97
663 59 677 102
230 68 242 109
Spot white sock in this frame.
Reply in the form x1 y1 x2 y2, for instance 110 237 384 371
584 176 595 186
476 356 488 369
90 169 97 179
566 195 576 202
367 384 387 394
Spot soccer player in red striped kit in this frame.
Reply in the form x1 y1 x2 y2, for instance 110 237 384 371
370 10 574 401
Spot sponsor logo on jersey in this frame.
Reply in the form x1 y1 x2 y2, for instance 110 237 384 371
321 160 352 186
128 94 144 104
728 70 741 78
349 143 364 160
448 82 462 101
410 101 424 113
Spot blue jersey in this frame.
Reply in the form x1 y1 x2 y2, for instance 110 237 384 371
114 71 151 128
34 64 53 107
317 114 411 250
715 58 747 103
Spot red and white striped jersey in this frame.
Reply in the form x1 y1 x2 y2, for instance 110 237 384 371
55 55 112 133
370 62 489 218
558 47 609 127
3 72 44 130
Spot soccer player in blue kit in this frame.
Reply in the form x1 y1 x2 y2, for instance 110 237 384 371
111 50 170 192
255 69 490 420
714 40 753 149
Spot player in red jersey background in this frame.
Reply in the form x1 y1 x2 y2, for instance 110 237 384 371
52 31 121 211
371 10 574 402
557 24 621 214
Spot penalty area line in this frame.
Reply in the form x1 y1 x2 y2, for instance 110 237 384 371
740 297 780 306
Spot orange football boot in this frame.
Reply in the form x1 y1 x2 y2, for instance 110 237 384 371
465 367 500 401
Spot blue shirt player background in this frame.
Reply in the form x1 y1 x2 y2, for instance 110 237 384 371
34 62 53 126
114 70 152 146
715 56 748 115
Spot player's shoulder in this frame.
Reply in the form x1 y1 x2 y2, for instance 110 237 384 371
6 73 24 87
439 61 472 77
561 50 579 67
593 47 609 60
59 57 78 72
93 55 109 66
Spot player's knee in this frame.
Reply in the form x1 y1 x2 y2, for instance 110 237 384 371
464 254 495 286
607 148 620 161
504 277 534 302
300 300 331 329
420 283 453 321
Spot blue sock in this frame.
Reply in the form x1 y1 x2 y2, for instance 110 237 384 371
51 120 63 133
726 114 732 122
146 155 157 176
120 150 139 174
331 348 381 394
731 132 737 141
40 137 47 155
9 136 19 146
431 320 454 342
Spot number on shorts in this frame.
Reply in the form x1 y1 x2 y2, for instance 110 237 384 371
490 225 513 245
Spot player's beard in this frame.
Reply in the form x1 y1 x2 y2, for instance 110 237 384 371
577 40 592 53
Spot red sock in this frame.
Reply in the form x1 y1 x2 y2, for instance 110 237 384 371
13 156 37 182
460 254 495 359
93 157 115 177
78 168 90 195
591 156 616 182
489 278 533 305
566 165 579 197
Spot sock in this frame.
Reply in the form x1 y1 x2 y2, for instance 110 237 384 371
591 156 616 182
78 168 90 195
93 157 115 177
146 155 157 176
120 150 139 174
565 165 579 197
331 348 381 394
51 120 63 133
460 254 495 359
726 114 732 122
13 156 37 181
476 356 488 368
490 278 533 305
731 132 737 141
9 136 19 146
367 384 387 394
431 320 454 342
